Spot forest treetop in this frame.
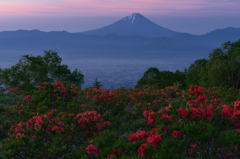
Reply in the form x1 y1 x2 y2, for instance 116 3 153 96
0 50 84 90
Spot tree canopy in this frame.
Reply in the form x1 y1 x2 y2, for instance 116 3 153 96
137 40 240 89
136 67 186 88
0 51 84 89
187 40 240 89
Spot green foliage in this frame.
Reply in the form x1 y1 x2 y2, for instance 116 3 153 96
0 84 240 159
136 67 186 88
92 78 103 89
0 50 84 90
2 40 240 159
138 40 240 90
187 59 208 86
187 40 240 89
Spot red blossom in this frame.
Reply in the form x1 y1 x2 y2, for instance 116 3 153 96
206 108 214 120
104 121 110 126
197 94 207 104
232 110 240 121
15 133 24 139
53 81 64 89
86 144 99 156
237 128 240 133
8 88 21 93
146 134 162 147
222 105 233 118
51 125 64 133
23 95 31 102
172 130 182 138
211 97 220 105
107 148 122 159
60 89 68 95
233 99 240 110
178 108 188 118
187 100 197 107
190 108 203 119
189 85 204 97
190 144 198 149
137 144 147 158
160 114 172 120
147 117 155 125
128 130 147 143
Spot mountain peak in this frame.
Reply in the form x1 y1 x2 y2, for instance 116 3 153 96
122 13 145 24
129 13 144 18
82 13 179 37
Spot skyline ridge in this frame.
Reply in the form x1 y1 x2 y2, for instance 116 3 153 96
0 13 239 36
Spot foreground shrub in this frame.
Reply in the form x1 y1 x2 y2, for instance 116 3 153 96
2 109 109 159
1 84 240 159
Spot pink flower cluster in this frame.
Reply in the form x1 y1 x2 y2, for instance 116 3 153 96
128 129 162 157
221 101 240 129
74 110 110 134
86 144 99 156
23 95 31 102
107 148 122 159
10 109 108 139
36 81 79 95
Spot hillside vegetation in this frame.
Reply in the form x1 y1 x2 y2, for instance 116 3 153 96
137 40 240 89
0 40 240 158
0 83 240 158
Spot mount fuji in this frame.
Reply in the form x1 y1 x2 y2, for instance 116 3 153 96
0 13 240 87
0 12 239 58
82 13 183 38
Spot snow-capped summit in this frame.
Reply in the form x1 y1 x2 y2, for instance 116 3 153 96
82 13 180 38
123 13 144 24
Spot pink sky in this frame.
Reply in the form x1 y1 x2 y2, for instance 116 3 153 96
0 0 239 16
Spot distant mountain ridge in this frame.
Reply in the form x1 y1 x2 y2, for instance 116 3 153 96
0 13 240 88
81 13 182 38
0 13 240 60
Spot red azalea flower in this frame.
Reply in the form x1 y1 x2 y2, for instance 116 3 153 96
232 110 240 120
107 148 122 159
233 99 240 110
237 128 240 133
197 94 207 104
53 81 64 89
58 121 64 126
128 130 147 143
190 144 198 149
8 88 21 93
23 95 31 102
80 104 87 109
178 108 188 118
187 100 197 107
86 144 99 156
60 89 68 95
172 130 182 138
211 97 220 105
160 114 172 120
222 105 233 118
138 144 147 158
147 116 155 125
206 108 214 120
51 125 64 133
15 133 24 139
189 85 204 97
146 134 162 147
191 108 203 119
104 121 110 126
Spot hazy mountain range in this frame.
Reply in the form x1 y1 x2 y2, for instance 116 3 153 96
1 13 240 88
0 13 240 60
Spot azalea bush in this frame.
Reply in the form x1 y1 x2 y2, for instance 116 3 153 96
0 82 240 159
